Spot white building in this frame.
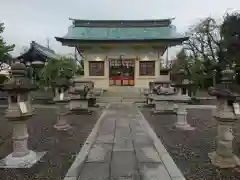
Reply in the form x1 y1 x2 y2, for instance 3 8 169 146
56 18 187 89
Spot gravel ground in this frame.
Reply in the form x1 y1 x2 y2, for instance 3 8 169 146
0 107 102 180
141 107 240 180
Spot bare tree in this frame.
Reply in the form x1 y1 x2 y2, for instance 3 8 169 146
183 17 221 64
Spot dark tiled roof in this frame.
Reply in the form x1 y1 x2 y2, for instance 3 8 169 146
31 41 60 60
18 41 60 61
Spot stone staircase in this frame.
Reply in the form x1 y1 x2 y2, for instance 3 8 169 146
97 87 145 103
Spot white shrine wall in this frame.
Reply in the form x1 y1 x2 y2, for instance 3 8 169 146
81 46 170 89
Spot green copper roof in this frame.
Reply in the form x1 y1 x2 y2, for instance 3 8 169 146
56 19 187 42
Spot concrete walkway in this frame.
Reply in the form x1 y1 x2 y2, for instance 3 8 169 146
66 103 185 180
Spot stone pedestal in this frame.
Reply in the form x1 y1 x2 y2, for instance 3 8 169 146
69 99 79 110
154 99 175 114
152 96 176 114
12 121 29 157
209 121 240 168
0 120 46 168
54 102 71 131
3 150 45 168
208 101 240 168
69 93 82 110
79 99 89 109
70 98 92 115
175 103 195 131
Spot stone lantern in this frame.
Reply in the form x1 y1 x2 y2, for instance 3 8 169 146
170 68 195 130
0 62 45 168
52 75 72 131
28 60 45 83
208 64 240 168
171 68 185 96
159 66 172 79
146 80 172 106
68 80 92 115
73 80 97 107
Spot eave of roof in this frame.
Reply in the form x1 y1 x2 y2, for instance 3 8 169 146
55 37 189 43
69 18 175 23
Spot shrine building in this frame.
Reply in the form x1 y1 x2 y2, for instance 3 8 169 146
55 18 187 89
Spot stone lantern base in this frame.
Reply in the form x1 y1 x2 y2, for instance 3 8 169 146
208 117 240 168
0 119 46 168
175 103 195 131
54 115 72 131
0 150 45 168
208 152 240 168
54 101 72 131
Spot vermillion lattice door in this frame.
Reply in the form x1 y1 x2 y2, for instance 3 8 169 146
109 58 135 86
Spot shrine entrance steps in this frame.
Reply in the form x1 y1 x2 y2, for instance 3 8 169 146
64 103 185 180
97 87 145 103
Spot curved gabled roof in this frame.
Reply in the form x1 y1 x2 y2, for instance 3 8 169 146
55 18 188 43
18 41 60 61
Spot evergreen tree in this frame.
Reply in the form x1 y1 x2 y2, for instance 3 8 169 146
0 23 15 66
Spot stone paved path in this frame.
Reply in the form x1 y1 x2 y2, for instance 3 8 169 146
77 103 185 180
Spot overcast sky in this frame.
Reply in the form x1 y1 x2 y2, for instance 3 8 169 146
0 0 240 60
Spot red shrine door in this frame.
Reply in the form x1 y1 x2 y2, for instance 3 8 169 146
109 58 135 86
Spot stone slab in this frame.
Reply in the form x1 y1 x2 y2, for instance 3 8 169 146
113 138 134 151
139 163 171 180
95 133 115 144
116 119 130 128
77 163 110 180
67 103 185 180
115 128 131 138
64 104 111 179
135 146 162 163
87 144 112 162
99 119 115 133
111 151 139 180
